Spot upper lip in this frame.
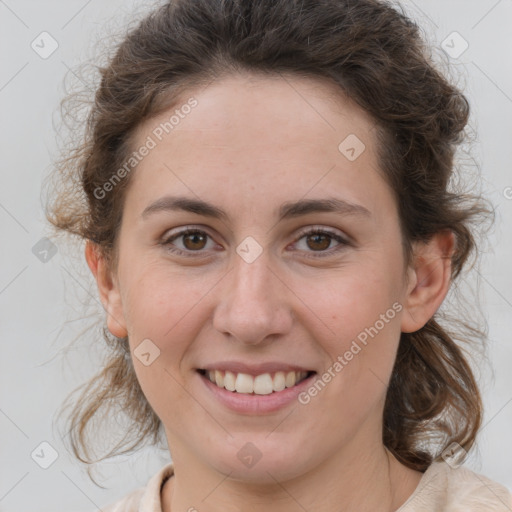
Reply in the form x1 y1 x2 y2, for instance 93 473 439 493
198 361 315 376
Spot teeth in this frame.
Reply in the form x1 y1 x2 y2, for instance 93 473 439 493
224 371 236 391
214 370 224 388
203 370 310 394
235 373 254 393
285 371 296 388
273 371 286 392
253 373 273 395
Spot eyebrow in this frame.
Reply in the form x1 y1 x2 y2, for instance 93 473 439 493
141 195 371 221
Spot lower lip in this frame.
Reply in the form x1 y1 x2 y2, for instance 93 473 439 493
198 371 316 414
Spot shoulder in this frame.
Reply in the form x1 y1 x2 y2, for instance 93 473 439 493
101 463 174 512
399 461 512 511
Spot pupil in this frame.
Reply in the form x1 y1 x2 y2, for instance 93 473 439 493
184 232 206 250
307 233 330 251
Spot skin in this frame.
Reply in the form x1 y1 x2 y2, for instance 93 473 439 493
87 73 454 511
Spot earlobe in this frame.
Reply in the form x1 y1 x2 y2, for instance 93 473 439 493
85 241 128 338
401 230 455 333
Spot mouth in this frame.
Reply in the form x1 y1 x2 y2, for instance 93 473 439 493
197 369 316 395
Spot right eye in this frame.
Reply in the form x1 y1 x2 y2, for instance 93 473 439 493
161 227 219 256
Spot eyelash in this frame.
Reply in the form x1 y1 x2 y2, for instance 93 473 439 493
161 226 350 259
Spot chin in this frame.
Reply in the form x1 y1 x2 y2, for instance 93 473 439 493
205 440 313 484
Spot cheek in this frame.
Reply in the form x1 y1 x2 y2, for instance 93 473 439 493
120 266 210 427
121 260 209 340
307 263 403 398
117 270 209 418
311 265 402 338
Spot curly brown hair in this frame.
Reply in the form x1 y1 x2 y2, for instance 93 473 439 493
47 0 492 473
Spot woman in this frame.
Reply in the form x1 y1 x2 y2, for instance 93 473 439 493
48 0 512 510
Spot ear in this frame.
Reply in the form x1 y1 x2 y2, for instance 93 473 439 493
401 230 455 333
85 241 128 338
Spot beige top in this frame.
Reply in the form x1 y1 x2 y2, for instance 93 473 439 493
101 461 512 511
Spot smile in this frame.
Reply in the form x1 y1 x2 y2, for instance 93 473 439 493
198 369 314 395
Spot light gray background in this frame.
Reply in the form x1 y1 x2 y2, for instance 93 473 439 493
1 1 511 510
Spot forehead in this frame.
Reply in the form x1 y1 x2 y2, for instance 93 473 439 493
143 73 377 145
125 73 391 218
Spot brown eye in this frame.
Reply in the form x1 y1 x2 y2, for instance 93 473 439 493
305 232 332 251
162 228 216 256
182 231 208 250
292 228 350 257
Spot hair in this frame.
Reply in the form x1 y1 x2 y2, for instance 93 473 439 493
48 0 493 473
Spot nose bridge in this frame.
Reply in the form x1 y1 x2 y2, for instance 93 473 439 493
233 252 272 303
212 249 292 344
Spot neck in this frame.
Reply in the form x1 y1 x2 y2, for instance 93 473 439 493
162 441 422 512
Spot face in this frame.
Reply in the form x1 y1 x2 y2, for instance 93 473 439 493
95 73 429 483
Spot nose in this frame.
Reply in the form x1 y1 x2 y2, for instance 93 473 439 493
212 251 293 346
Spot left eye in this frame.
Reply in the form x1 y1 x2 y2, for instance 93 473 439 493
292 228 349 255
